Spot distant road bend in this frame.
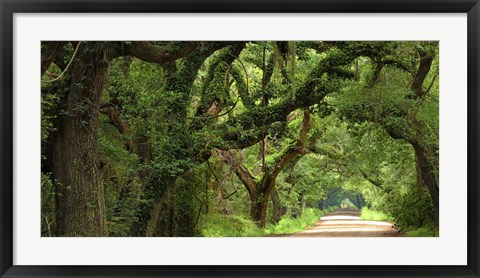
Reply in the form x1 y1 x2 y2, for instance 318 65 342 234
287 207 400 237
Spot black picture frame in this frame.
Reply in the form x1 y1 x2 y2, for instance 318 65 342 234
1 1 479 277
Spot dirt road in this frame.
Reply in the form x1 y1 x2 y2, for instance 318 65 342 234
287 207 400 237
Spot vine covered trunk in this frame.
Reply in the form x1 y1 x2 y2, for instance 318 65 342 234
412 142 439 227
249 191 271 228
249 177 275 228
146 179 176 237
271 188 283 223
52 42 109 236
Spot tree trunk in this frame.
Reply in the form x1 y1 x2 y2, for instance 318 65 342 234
151 182 175 237
301 196 307 214
220 110 311 228
250 177 275 228
250 192 270 228
271 188 282 223
412 142 439 228
355 195 364 209
52 42 109 236
144 180 175 237
173 180 195 237
132 175 177 237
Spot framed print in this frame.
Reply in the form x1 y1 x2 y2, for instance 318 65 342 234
1 0 479 277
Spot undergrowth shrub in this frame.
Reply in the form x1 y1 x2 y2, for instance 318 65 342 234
360 207 393 221
267 208 324 235
200 214 264 237
406 226 438 237
200 208 325 237
382 186 434 231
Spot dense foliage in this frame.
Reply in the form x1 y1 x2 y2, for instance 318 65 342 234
41 41 439 237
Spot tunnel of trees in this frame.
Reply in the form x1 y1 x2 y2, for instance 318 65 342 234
41 41 438 237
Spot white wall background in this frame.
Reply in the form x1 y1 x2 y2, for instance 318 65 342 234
13 13 467 265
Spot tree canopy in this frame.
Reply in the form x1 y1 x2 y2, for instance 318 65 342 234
41 41 439 237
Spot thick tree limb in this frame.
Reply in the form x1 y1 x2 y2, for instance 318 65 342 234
41 41 66 75
230 59 254 109
381 58 412 73
100 103 133 151
194 43 245 120
410 48 434 99
368 62 383 88
270 110 311 181
42 42 82 83
310 144 390 192
216 149 256 199
216 52 353 150
358 168 388 192
108 41 201 64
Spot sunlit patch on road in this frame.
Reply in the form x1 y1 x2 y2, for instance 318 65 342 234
288 208 400 237
320 215 361 220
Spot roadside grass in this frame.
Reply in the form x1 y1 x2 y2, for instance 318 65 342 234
405 226 439 237
200 214 265 237
266 208 324 235
360 207 393 221
359 208 439 237
200 208 326 237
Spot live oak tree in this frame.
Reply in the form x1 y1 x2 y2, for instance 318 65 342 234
41 41 439 236
334 42 439 227
42 41 219 236
217 110 311 227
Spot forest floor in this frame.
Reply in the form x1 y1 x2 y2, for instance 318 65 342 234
285 207 401 237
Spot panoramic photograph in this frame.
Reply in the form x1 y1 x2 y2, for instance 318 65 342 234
41 41 439 237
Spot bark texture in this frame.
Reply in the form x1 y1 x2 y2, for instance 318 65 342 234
52 42 109 236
